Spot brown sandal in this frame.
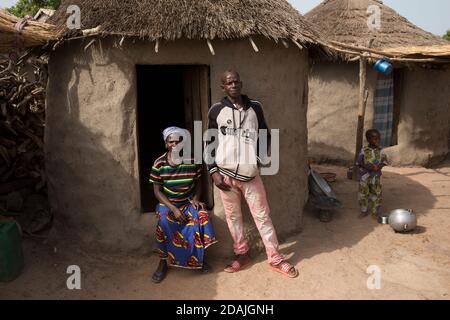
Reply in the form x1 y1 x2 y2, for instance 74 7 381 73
224 256 252 273
270 261 299 278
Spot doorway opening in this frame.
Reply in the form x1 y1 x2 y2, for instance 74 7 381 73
136 65 214 212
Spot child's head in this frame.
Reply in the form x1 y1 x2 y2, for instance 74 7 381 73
365 129 381 147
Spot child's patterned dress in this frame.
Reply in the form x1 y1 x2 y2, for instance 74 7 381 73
357 146 388 215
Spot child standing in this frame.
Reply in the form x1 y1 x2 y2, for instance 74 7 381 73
357 129 388 218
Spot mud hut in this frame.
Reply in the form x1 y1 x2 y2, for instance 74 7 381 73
305 0 450 167
45 0 323 252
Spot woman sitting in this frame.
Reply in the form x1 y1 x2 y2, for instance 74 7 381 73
150 127 217 283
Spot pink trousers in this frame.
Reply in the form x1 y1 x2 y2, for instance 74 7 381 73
219 174 284 265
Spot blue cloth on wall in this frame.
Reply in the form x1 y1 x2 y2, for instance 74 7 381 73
373 73 394 147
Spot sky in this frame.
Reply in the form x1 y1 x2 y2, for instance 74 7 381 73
1 0 449 36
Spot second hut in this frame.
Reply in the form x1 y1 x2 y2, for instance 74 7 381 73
306 0 450 167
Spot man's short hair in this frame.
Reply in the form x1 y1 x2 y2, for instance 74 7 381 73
221 70 240 84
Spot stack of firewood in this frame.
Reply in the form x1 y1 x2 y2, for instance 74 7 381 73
0 52 47 196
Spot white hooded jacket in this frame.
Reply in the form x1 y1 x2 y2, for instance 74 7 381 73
206 95 271 182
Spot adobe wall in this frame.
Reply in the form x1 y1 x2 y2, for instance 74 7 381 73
307 61 376 164
384 67 450 166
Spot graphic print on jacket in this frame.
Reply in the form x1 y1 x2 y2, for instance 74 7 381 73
206 95 271 181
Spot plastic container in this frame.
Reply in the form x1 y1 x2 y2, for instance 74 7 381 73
0 220 24 282
374 58 393 74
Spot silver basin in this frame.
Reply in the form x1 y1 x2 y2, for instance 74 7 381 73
388 209 417 232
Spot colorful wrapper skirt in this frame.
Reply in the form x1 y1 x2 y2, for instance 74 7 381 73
358 174 382 214
154 202 217 269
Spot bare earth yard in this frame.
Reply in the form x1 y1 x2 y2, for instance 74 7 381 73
1 164 450 300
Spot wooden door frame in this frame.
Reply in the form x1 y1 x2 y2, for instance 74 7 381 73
183 65 215 210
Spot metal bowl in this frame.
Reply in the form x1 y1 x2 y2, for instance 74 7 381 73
310 169 337 199
378 215 389 224
388 209 417 232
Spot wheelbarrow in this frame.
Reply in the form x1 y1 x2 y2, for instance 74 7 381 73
308 167 342 222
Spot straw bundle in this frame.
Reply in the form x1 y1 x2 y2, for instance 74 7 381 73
0 9 58 54
382 45 450 58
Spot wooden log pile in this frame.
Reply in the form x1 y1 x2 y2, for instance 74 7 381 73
0 52 50 233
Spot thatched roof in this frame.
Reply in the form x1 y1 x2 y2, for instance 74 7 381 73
305 0 446 49
0 10 58 54
382 45 450 58
49 0 321 46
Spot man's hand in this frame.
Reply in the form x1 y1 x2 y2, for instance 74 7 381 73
212 172 231 191
190 199 206 211
170 205 188 224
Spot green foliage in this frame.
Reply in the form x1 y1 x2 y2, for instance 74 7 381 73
7 0 61 18
444 30 450 41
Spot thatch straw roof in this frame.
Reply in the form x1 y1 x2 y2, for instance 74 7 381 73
382 45 450 58
305 0 446 49
0 9 58 54
49 0 321 46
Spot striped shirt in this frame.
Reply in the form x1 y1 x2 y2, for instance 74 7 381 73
149 153 202 204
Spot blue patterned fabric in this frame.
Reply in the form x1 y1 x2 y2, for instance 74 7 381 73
373 73 394 147
154 203 217 269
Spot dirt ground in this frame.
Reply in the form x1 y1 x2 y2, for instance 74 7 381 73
1 163 450 300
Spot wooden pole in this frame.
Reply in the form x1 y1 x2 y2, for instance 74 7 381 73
249 37 259 53
206 39 215 55
353 55 369 180
291 39 304 50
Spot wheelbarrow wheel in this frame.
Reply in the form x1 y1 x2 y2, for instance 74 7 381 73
319 210 332 223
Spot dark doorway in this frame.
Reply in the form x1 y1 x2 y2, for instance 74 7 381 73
136 65 214 212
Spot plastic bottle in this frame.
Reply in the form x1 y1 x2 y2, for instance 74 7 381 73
0 220 24 282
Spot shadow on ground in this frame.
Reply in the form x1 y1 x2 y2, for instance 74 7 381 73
275 164 437 267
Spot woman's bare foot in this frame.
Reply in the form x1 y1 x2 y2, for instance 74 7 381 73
152 260 168 283
201 261 212 273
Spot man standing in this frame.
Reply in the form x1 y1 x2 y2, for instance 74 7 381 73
206 70 298 278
